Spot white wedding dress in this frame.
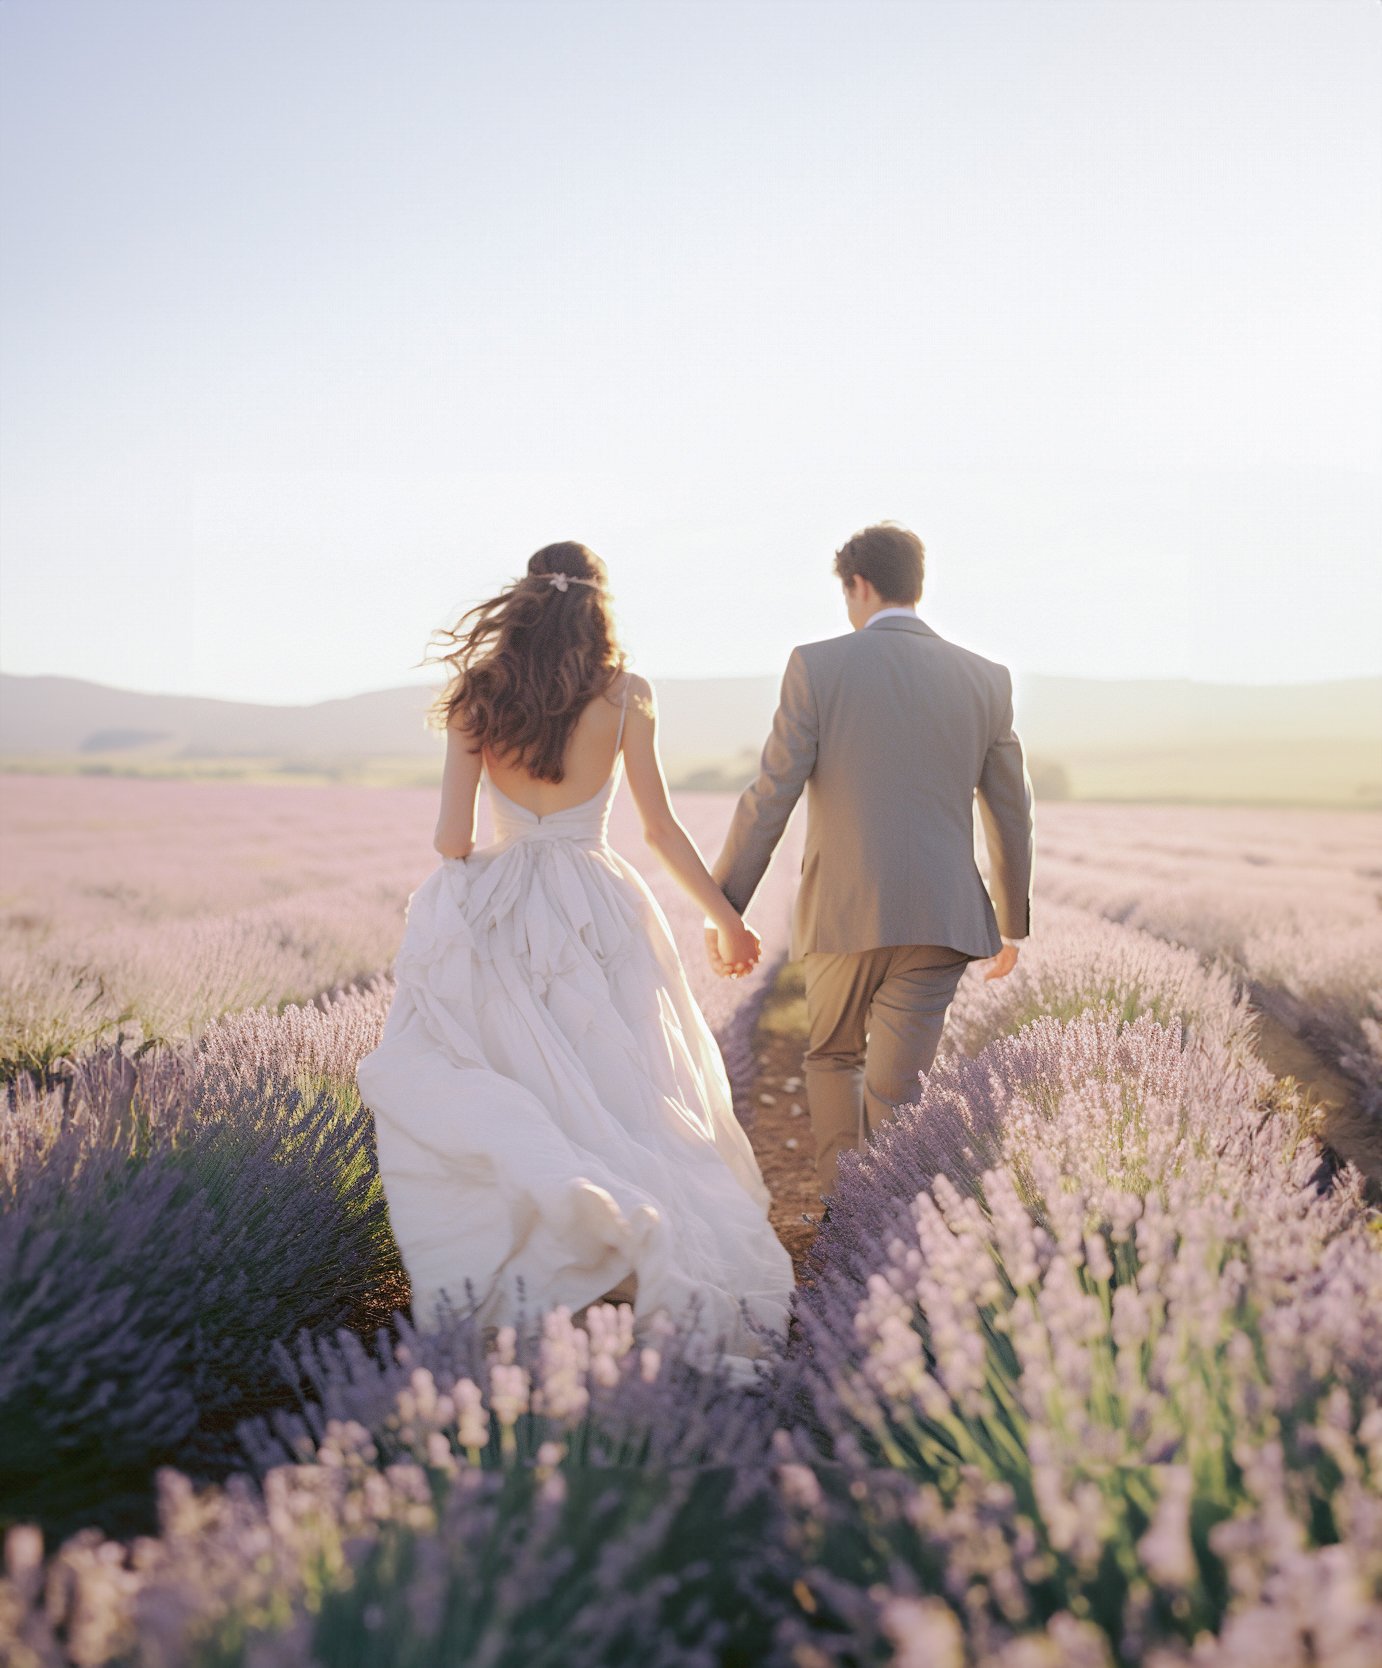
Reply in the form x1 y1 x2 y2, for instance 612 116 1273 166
355 700 795 1383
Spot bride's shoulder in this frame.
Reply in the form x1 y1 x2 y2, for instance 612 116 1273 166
617 669 655 716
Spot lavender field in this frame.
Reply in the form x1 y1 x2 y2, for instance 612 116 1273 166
1031 804 1382 1175
1 776 1379 1666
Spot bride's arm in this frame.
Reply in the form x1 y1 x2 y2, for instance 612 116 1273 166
622 674 761 974
434 723 483 859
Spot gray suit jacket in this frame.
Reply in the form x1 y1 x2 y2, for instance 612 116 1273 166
713 615 1035 961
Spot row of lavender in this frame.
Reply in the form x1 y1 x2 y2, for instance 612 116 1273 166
0 777 786 1080
783 898 1382 1663
1027 803 1382 1134
6 892 1379 1663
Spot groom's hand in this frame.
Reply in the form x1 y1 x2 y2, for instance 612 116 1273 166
980 941 1021 981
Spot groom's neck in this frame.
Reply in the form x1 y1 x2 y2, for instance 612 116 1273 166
856 599 917 629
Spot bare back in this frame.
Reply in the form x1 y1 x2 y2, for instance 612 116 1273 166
432 665 753 971
483 671 632 816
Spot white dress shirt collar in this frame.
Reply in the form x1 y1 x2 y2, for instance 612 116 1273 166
866 606 919 627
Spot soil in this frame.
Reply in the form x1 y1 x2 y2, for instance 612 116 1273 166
739 960 827 1288
1247 993 1381 1195
745 1043 823 1285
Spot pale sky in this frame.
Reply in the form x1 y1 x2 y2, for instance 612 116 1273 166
1 0 1379 705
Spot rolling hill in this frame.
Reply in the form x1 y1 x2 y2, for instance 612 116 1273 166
1 668 1378 806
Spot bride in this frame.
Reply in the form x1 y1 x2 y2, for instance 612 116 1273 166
356 542 796 1381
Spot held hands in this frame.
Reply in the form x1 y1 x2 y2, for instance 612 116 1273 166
704 917 762 979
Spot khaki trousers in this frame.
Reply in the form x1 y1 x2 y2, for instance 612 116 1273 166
802 943 971 1199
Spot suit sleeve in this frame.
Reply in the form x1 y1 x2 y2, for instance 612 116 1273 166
975 667 1035 938
712 647 818 916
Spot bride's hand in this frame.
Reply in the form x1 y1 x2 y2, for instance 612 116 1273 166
710 919 761 979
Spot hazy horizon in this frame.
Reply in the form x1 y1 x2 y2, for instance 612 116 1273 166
5 662 1378 810
3 660 1381 712
2 0 1379 705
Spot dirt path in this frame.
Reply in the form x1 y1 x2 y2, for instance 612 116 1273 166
1247 991 1380 1192
740 960 826 1287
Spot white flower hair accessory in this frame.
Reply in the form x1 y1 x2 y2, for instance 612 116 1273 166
544 571 598 593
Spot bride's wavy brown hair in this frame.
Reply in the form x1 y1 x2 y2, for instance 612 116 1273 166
421 542 628 783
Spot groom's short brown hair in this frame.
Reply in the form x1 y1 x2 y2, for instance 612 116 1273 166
833 522 925 605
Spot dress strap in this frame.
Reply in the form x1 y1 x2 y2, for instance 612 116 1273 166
614 673 631 752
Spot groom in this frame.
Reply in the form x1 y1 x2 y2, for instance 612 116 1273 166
707 522 1035 1204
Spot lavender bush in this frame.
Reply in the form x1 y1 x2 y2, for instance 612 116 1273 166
239 1298 781 1478
940 901 1261 1067
1 1039 401 1542
0 1302 798 1667
777 1007 1382 1664
1 1457 796 1668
